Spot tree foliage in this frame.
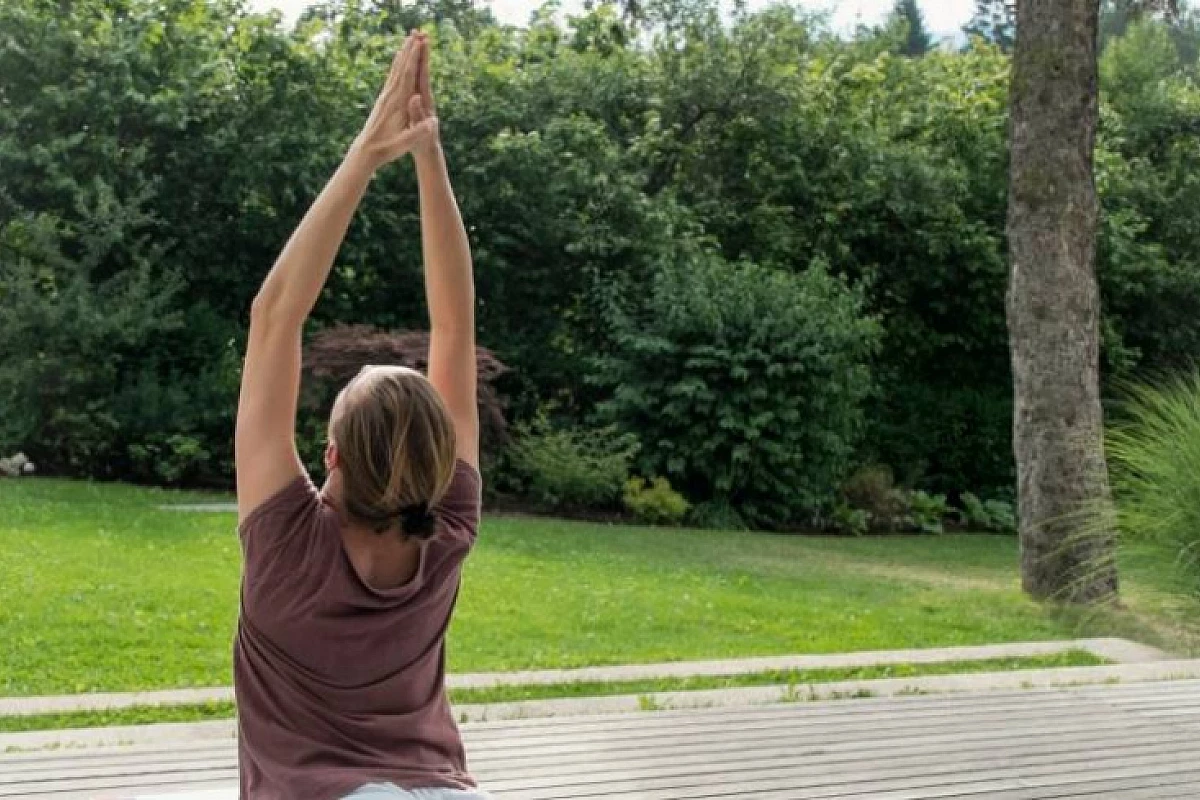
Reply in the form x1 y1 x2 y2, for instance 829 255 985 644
893 0 934 56
964 0 1017 51
596 250 881 530
2 0 1200 524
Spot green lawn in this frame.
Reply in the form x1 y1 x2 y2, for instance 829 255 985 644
1 478 1195 697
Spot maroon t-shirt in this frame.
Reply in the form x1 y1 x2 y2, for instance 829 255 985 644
233 460 481 799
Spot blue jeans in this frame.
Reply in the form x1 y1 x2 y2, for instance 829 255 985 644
343 785 493 800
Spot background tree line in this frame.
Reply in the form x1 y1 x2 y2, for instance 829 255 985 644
3 0 1200 531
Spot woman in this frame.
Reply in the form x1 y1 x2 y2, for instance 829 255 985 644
233 32 489 800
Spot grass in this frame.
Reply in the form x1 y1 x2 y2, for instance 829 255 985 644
1 478 1196 697
0 649 1107 733
1104 374 1200 578
448 649 1107 703
0 701 238 733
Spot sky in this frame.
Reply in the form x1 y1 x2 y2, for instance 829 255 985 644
248 0 977 40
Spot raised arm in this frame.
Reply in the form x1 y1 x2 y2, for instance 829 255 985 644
236 33 436 521
411 40 480 469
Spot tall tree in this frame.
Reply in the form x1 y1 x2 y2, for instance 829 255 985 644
893 0 933 55
1006 0 1118 602
964 0 1017 50
1101 0 1186 45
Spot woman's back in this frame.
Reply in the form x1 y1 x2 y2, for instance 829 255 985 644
235 461 482 800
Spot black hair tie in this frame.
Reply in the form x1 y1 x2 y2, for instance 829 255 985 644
399 501 437 538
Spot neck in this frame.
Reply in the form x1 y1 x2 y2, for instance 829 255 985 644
321 468 345 512
322 470 389 539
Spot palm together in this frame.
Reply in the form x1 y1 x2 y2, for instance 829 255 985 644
354 31 439 169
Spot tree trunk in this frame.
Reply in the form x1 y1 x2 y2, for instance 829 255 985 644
1006 0 1118 603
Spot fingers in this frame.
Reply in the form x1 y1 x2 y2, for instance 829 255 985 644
418 34 434 112
396 32 422 100
390 117 439 156
408 94 427 123
384 33 417 95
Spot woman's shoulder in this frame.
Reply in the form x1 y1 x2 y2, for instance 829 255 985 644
435 459 482 539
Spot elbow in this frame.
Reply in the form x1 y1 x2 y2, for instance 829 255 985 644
250 287 306 335
249 290 290 331
249 292 274 325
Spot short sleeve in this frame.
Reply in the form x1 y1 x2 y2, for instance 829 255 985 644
435 460 482 541
237 475 330 573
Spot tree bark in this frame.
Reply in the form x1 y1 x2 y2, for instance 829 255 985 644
1006 0 1118 603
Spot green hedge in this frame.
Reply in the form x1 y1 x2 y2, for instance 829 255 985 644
596 250 881 529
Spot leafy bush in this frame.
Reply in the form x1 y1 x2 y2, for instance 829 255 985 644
597 250 881 529
127 435 212 486
507 415 639 511
687 501 748 531
838 467 960 535
1104 373 1200 582
0 204 186 478
831 502 872 536
872 385 1015 496
623 477 690 526
960 492 1017 534
904 490 950 535
841 465 908 531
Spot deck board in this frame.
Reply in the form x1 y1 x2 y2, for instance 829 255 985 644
2 680 1198 799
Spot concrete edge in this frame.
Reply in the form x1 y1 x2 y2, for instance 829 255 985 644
158 503 236 512
0 638 1170 718
1084 637 1173 663
6 658 1200 753
446 638 1172 688
452 659 1200 723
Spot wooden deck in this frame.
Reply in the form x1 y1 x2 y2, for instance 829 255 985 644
3 679 1200 799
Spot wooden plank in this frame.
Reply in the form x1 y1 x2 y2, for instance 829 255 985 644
5 680 1194 763
1 702 1185 784
461 694 1110 740
461 689 1200 746
0 769 238 797
463 700 1182 754
471 732 1192 785
0 695 1155 774
0 724 1183 789
467 722 1189 774
481 742 1199 798
2 716 1186 788
2 680 1200 798
85 781 237 800
737 770 1200 800
477 754 1200 800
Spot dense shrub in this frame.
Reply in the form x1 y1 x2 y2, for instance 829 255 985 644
959 492 1017 533
904 491 950 535
830 502 872 536
3 0 1200 499
840 465 907 531
597 250 881 529
0 206 207 482
838 466 963 534
506 414 639 511
687 501 748 531
623 477 690 526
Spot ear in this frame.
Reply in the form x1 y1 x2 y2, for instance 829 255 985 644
325 440 339 473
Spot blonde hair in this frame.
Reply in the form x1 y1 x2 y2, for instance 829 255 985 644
329 366 457 538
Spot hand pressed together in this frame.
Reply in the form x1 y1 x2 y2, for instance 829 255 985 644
352 31 440 169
